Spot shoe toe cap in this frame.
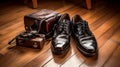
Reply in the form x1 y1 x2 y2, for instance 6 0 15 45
82 42 96 52
54 41 66 50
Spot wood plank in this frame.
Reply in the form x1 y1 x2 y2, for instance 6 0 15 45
96 23 120 48
101 30 120 67
81 1 105 19
90 8 120 31
0 53 4 59
0 41 50 67
60 51 86 67
0 25 24 50
93 12 120 39
82 2 107 24
0 8 34 27
103 46 120 67
110 28 120 43
55 4 74 13
23 49 53 67
84 7 108 24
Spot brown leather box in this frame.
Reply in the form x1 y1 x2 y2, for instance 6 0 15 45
24 9 61 39
16 33 45 49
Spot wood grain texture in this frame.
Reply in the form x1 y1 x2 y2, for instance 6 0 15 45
0 0 120 67
102 30 120 67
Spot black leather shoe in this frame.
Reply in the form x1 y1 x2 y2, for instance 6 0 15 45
72 15 98 56
51 13 71 55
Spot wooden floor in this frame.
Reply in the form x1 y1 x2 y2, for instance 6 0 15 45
0 0 120 67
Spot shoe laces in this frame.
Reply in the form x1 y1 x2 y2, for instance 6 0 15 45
57 19 70 35
76 21 91 36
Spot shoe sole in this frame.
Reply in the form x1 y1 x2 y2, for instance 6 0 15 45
51 43 70 56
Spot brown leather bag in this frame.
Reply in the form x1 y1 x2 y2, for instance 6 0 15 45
24 9 61 39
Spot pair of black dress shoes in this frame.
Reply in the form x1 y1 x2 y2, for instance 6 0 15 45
51 13 98 57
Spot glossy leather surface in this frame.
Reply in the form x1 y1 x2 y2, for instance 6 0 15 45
72 15 98 56
51 13 71 55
